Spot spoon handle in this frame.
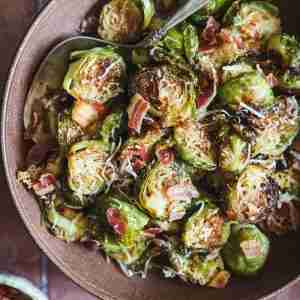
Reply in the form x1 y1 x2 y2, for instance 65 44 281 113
162 0 211 33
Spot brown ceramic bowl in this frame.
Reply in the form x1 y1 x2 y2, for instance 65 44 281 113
2 0 300 299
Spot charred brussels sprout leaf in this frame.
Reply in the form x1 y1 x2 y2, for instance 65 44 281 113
268 34 300 68
219 132 251 174
99 195 150 265
139 160 199 221
174 120 216 171
183 24 200 65
190 0 235 24
183 200 231 251
68 140 111 198
63 47 126 104
219 71 275 111
222 224 270 276
169 249 229 286
227 165 279 223
131 65 197 127
46 198 89 242
57 110 84 151
98 0 154 43
251 97 299 157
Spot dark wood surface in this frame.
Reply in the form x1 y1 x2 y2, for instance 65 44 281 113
0 1 299 299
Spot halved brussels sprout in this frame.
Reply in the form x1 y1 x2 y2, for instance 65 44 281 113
169 249 229 286
221 62 254 83
268 34 300 68
139 160 199 221
63 47 126 104
57 110 84 151
98 0 155 43
227 165 279 223
131 65 197 127
119 126 164 175
174 120 216 171
182 200 231 251
280 71 300 92
99 195 150 265
222 224 270 276
68 140 111 198
224 1 281 43
46 197 89 242
250 96 299 157
219 131 251 174
219 71 275 111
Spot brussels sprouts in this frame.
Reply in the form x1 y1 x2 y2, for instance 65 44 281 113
224 1 281 43
63 47 126 104
99 195 150 265
219 71 275 111
174 120 216 171
268 34 300 68
119 127 164 175
182 200 231 251
98 0 155 43
221 62 254 83
190 0 234 24
139 160 199 221
222 224 270 276
131 65 197 127
219 131 251 174
68 140 111 198
57 110 84 151
250 96 299 157
46 198 89 242
280 71 300 92
163 27 184 54
227 165 279 223
169 249 229 286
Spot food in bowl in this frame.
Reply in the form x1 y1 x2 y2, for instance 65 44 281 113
17 0 300 289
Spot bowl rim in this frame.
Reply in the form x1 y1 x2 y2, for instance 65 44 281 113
1 1 300 299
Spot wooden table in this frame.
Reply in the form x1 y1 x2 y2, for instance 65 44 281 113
0 1 299 299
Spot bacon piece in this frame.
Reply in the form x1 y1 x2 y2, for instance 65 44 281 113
157 148 175 165
202 17 220 46
209 271 231 289
128 94 150 134
32 173 56 196
266 73 279 88
106 208 127 236
144 227 163 238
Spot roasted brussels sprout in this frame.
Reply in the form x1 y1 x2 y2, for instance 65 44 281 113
182 200 231 251
99 195 150 265
220 62 254 83
250 96 299 157
57 110 84 151
222 224 270 276
224 1 281 43
268 34 300 68
119 126 164 175
63 47 126 104
139 160 199 221
198 1 281 69
174 120 216 171
131 65 197 127
169 249 230 287
98 0 155 43
68 140 111 198
219 71 275 111
261 194 300 236
227 165 279 223
46 197 89 242
219 130 251 174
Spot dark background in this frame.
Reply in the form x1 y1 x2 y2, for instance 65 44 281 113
0 1 299 299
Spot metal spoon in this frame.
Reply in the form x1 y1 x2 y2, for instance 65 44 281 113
95 0 210 48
